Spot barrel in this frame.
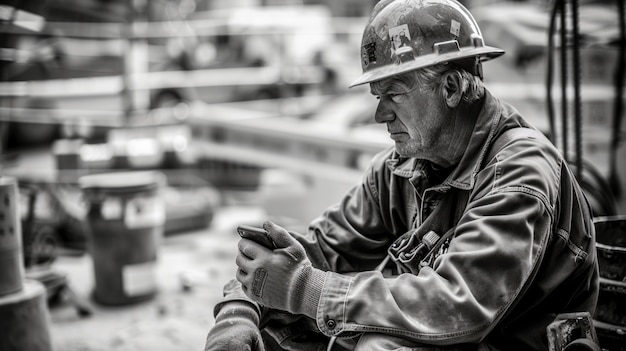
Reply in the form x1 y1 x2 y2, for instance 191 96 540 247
593 215 626 350
0 279 52 351
0 177 24 297
80 171 166 305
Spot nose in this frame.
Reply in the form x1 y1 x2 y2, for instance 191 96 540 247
374 98 394 124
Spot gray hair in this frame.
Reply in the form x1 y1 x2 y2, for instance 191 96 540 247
372 64 484 103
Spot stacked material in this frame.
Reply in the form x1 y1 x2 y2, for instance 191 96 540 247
593 216 626 351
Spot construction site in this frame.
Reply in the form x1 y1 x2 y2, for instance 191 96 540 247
0 0 625 350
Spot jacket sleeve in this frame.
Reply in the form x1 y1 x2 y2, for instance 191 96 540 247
312 141 558 345
213 279 263 320
290 148 400 273
216 149 398 319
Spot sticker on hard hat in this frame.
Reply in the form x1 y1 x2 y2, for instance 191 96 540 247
362 42 376 67
389 24 411 51
450 20 460 37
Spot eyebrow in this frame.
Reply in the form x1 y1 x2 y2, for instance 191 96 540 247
372 78 416 95
371 84 418 97
370 85 396 96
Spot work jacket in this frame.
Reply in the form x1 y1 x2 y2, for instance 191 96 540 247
219 91 599 350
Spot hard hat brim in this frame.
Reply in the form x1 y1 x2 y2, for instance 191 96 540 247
348 46 505 88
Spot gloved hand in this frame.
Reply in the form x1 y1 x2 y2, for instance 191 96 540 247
235 221 327 318
204 301 265 351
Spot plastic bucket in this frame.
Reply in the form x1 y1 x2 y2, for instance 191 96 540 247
0 177 24 297
80 171 166 305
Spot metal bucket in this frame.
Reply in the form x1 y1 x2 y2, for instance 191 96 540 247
594 215 626 281
0 177 24 297
80 171 165 305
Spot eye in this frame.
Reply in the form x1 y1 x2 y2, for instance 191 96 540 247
390 93 404 103
373 91 408 103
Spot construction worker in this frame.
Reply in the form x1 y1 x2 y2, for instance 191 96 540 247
205 0 599 350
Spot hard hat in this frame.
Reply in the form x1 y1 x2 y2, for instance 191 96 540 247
349 0 504 88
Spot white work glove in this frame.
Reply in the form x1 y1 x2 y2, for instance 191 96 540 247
235 221 326 318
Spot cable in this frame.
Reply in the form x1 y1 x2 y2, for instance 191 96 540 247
327 336 337 351
559 0 569 159
568 155 618 216
546 0 559 143
571 0 582 180
608 0 625 199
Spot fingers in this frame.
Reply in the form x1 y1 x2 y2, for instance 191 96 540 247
238 238 268 259
262 221 295 249
235 254 248 275
236 239 267 294
263 221 307 262
236 241 251 290
235 255 252 296
235 267 248 292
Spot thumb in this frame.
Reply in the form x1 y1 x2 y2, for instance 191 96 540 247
262 221 297 249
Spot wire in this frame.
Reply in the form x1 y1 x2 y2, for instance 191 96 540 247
327 336 337 351
559 0 569 159
608 0 625 199
571 0 582 180
546 0 559 143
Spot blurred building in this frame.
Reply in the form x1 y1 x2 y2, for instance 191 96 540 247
304 0 378 17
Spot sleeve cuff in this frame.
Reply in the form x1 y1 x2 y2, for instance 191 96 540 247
213 279 262 318
214 300 261 325
316 271 353 337
290 265 327 319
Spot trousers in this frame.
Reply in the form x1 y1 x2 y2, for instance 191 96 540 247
260 320 499 351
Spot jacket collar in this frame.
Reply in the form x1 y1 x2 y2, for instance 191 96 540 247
385 90 502 190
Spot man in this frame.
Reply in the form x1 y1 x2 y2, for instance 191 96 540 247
205 0 599 350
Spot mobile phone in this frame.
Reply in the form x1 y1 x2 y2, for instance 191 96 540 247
237 225 276 249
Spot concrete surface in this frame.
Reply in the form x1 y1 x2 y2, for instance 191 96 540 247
1 147 348 351
47 204 267 351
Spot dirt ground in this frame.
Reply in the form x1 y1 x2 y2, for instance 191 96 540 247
46 205 267 351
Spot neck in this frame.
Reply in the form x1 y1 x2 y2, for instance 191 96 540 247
441 100 481 167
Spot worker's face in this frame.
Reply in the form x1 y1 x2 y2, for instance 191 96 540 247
371 77 461 168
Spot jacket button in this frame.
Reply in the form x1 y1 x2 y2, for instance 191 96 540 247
326 319 337 330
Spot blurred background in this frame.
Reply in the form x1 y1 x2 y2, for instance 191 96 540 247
0 0 624 350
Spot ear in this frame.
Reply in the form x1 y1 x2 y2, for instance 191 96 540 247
441 71 463 108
